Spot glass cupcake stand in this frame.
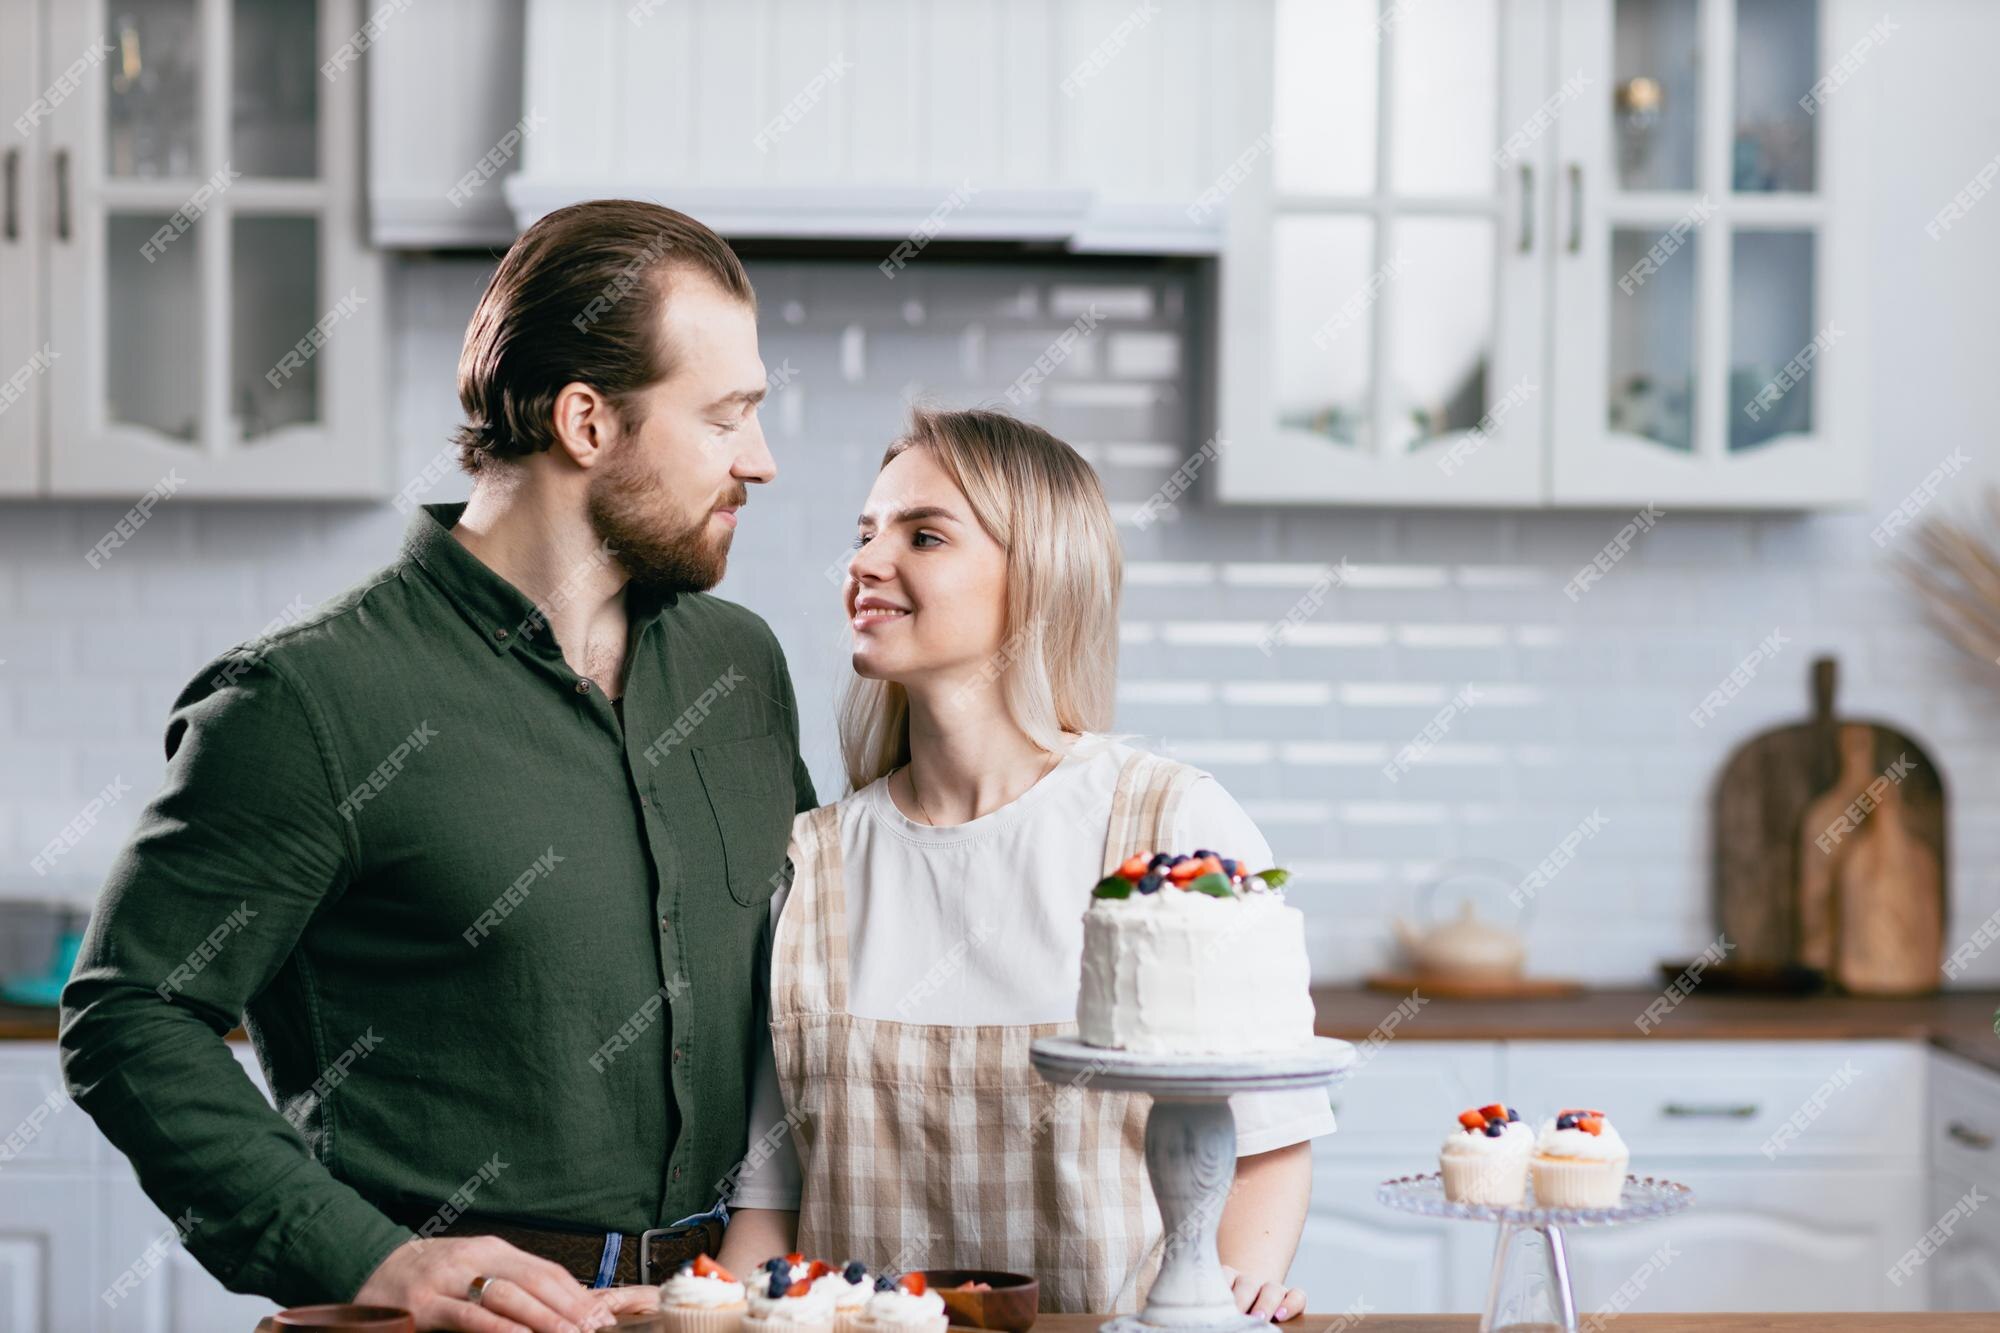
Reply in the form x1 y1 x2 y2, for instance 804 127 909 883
1028 1035 1356 1333
1375 1171 1694 1333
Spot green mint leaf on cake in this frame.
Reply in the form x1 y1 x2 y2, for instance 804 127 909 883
1188 873 1235 897
1250 868 1291 889
1093 874 1134 899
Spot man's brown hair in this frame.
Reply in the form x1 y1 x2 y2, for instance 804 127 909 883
452 199 754 473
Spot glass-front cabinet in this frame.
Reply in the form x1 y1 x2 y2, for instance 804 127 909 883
36 0 385 496
1220 0 1549 506
1549 0 1866 506
1219 0 1869 509
0 0 46 494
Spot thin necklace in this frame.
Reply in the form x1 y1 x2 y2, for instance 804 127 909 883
905 750 1060 827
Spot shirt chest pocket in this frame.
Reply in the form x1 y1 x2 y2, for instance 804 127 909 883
692 733 797 907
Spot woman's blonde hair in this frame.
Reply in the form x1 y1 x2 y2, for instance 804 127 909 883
837 407 1121 794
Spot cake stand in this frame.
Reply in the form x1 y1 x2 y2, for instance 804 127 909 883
1029 1035 1355 1333
1376 1172 1693 1333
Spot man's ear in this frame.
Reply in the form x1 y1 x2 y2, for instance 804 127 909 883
550 381 616 469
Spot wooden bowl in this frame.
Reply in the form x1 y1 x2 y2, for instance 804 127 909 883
917 1270 1039 1332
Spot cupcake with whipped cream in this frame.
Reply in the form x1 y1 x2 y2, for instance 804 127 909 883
659 1255 748 1333
810 1260 874 1333
853 1273 946 1333
1530 1108 1630 1208
744 1255 838 1333
1439 1102 1532 1205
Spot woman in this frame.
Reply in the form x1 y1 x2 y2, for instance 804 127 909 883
718 409 1331 1318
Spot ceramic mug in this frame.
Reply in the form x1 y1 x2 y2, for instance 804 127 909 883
253 1305 416 1332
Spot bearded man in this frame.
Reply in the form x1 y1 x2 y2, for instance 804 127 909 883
61 200 811 1333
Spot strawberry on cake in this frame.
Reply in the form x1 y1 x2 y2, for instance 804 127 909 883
1076 850 1315 1054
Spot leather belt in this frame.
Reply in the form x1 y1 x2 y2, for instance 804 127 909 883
381 1203 723 1287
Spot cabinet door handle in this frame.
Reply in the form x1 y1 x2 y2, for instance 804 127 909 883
1517 163 1534 253
1565 163 1583 255
54 148 71 242
1661 1101 1759 1119
1948 1121 1995 1151
2 148 17 242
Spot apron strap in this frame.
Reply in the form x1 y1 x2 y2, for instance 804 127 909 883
772 803 848 1017
1101 749 1204 877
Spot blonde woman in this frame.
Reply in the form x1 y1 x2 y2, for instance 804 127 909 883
718 409 1331 1319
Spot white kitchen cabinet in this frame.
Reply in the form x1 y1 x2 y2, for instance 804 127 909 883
365 0 526 247
1217 0 1871 510
506 0 1255 252
33 0 387 498
0 1043 278 1333
1563 1166 1926 1314
0 0 47 494
1928 1049 2000 1313
1290 1043 1501 1310
0 1176 99 1333
1217 0 1551 508
1547 0 1870 507
1507 1041 1928 1313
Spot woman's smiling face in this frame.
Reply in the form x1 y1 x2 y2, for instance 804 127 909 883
845 446 1010 686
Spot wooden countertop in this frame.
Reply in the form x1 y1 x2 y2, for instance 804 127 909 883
7 990 1998 1072
1033 1317 1988 1331
1311 986 2000 1074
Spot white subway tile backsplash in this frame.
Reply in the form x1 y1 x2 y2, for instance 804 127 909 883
3 255 1993 984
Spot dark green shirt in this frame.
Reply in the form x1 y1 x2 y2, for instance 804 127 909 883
59 502 814 1305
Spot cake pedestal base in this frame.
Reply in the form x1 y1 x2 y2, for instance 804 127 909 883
1028 1036 1355 1333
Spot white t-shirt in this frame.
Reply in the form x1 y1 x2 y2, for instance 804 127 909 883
730 734 1336 1211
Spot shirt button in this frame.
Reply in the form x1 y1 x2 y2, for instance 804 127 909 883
640 794 653 810
574 679 591 694
672 1047 683 1063
672 1167 682 1181
492 627 509 641
659 915 670 932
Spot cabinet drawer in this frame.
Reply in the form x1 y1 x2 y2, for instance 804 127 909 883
0 1043 99 1168
1315 1042 1503 1158
1505 1041 1923 1160
1931 1049 2000 1190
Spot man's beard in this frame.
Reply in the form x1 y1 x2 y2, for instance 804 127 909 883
586 439 744 595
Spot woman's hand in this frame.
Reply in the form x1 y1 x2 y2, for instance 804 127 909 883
1219 1264 1305 1322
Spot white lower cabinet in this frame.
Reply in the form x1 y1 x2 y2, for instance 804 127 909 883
1928 1049 2000 1314
1292 1042 1501 1312
1291 1039 1948 1316
0 1176 98 1333
0 1043 275 1333
1559 1166 1925 1315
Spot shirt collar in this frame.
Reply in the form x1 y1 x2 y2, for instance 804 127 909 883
402 501 678 656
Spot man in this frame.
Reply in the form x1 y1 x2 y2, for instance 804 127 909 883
60 200 812 1333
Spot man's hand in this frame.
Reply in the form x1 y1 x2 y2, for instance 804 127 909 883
355 1236 618 1333
1220 1263 1305 1323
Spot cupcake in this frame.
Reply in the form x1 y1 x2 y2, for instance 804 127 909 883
853 1273 946 1333
1530 1108 1630 1208
744 1255 838 1333
1439 1102 1532 1205
659 1255 748 1333
810 1261 874 1333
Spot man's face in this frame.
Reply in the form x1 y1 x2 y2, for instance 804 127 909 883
586 272 773 594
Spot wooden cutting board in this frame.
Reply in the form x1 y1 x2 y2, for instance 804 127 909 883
1712 656 1947 993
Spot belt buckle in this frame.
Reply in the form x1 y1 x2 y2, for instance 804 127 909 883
637 1228 671 1287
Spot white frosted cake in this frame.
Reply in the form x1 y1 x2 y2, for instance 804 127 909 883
1076 850 1316 1054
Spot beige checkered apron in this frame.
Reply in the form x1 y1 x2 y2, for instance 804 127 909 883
769 749 1200 1314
